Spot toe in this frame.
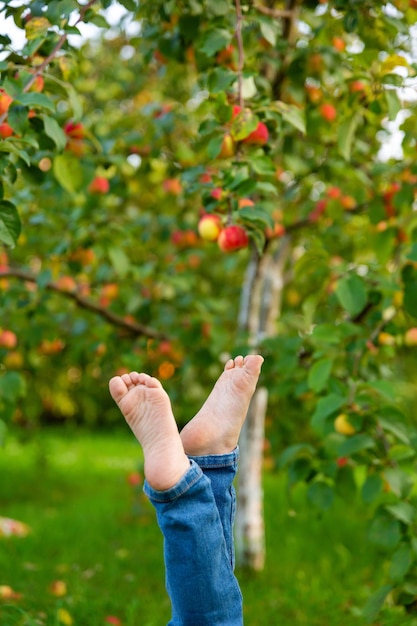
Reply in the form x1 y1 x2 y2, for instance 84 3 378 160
243 354 264 374
234 355 244 367
109 376 128 402
224 358 235 371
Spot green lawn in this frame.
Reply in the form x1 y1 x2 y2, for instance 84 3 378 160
1 429 416 626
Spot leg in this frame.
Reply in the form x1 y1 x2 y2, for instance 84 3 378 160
181 355 264 565
144 462 243 626
109 371 243 626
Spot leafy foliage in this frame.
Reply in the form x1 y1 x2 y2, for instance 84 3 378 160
1 0 417 617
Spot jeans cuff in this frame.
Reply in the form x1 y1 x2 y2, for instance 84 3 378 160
188 446 239 470
143 459 203 503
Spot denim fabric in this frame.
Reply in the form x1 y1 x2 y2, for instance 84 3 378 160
144 450 243 626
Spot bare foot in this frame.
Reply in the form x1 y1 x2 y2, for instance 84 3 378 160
109 372 189 491
180 355 264 456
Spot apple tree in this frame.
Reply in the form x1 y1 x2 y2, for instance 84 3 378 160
1 0 417 618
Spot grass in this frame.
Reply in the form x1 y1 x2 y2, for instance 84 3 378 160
1 428 417 626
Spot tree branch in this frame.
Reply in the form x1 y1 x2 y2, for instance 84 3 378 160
0 267 166 340
235 0 245 109
254 5 295 19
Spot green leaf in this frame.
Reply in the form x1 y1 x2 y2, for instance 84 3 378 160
0 419 7 447
338 434 375 457
230 111 258 141
311 393 345 434
307 481 334 510
337 114 360 161
385 89 402 121
198 28 232 57
384 467 413 498
207 67 236 93
361 474 383 504
108 247 130 278
385 502 416 525
259 19 278 46
369 513 401 549
8 105 29 134
278 443 315 468
118 0 138 10
335 274 367 317
406 243 417 263
274 101 306 134
363 585 393 624
42 115 67 151
239 207 273 229
206 135 223 160
403 274 417 319
389 545 412 583
207 0 229 16
0 201 21 248
307 358 333 393
18 92 55 113
0 372 26 403
53 153 84 193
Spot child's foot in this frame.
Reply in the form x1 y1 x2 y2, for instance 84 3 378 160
180 355 264 456
109 372 189 491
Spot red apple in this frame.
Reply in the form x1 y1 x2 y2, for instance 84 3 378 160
308 199 327 222
210 187 224 201
327 186 342 199
218 225 249 252
198 214 222 241
0 123 13 139
242 122 269 146
163 178 182 195
238 198 255 208
89 176 110 194
64 121 86 139
349 80 366 94
265 223 285 239
0 89 13 115
319 103 337 122
332 36 345 52
383 182 400 218
0 330 17 349
305 84 322 103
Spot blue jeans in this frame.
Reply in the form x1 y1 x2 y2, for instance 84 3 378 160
144 448 243 626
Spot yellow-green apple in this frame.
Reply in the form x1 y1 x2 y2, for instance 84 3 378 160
378 332 396 346
334 413 355 435
219 134 235 158
218 224 249 252
198 214 222 241
404 328 417 346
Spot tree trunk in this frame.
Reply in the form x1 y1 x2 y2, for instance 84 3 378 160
235 236 291 569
